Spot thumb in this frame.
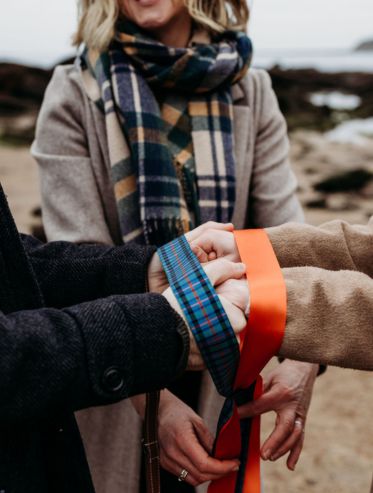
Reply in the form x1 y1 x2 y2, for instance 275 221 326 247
203 258 246 287
191 244 210 263
193 419 215 454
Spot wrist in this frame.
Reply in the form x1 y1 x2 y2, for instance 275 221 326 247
287 360 319 379
162 287 187 324
131 394 147 419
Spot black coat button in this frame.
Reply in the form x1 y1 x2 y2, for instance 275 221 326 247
102 366 124 392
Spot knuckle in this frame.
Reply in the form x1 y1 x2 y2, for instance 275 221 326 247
163 445 176 459
196 458 208 471
195 473 206 484
218 257 229 268
280 384 294 400
294 425 303 437
282 418 295 433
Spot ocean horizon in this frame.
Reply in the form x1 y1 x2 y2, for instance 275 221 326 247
252 49 373 73
1 48 373 74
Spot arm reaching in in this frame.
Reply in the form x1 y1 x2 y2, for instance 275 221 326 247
135 258 249 487
190 221 373 369
189 217 373 275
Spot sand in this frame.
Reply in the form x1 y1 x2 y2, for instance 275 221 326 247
0 134 372 493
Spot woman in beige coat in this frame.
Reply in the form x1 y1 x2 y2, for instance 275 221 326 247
32 0 320 491
195 216 373 371
194 217 373 489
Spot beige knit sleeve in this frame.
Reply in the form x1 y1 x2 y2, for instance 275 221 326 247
279 266 373 371
267 217 373 276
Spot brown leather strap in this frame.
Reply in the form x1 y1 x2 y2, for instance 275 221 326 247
143 391 161 493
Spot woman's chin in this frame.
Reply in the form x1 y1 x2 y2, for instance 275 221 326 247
135 14 170 31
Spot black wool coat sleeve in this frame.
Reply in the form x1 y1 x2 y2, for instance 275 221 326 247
0 291 189 424
0 182 191 492
22 234 157 308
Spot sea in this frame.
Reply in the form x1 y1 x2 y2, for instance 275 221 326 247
252 50 373 73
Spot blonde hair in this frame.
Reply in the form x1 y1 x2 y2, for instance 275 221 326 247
73 0 249 52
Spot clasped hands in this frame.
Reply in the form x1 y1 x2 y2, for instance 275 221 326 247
140 222 318 485
148 221 248 372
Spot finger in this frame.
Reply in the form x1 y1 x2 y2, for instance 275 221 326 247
186 445 240 477
161 446 238 486
219 297 247 336
261 409 296 461
160 454 201 487
203 258 246 287
193 419 214 454
186 222 234 242
237 385 283 418
171 420 240 477
208 251 217 261
269 418 304 461
180 432 239 477
287 431 305 471
191 244 210 263
215 279 249 312
190 230 238 263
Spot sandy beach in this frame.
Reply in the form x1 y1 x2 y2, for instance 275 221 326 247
1 127 372 493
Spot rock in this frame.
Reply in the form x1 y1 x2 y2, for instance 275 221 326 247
0 114 37 144
268 67 373 131
359 180 373 198
0 63 52 116
355 40 373 52
31 206 42 218
305 197 328 209
327 194 359 212
0 58 73 141
314 169 373 193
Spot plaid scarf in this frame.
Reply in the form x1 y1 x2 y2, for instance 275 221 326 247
81 22 252 246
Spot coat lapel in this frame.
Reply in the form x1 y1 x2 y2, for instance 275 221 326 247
231 82 253 228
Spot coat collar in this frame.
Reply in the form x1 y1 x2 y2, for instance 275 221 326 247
232 82 246 104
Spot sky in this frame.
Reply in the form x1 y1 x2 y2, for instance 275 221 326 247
0 0 372 67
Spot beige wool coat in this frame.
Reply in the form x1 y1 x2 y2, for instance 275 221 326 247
266 217 373 370
269 217 373 493
32 63 304 493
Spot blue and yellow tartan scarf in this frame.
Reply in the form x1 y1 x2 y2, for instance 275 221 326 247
81 21 252 246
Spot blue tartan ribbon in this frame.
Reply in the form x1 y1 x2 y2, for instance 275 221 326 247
159 235 258 493
158 234 240 395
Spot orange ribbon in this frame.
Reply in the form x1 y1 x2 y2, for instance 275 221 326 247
208 229 287 493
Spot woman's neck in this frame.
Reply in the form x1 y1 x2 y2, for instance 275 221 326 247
151 10 192 48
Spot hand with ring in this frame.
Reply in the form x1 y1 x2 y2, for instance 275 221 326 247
178 468 189 482
157 390 240 486
237 359 318 470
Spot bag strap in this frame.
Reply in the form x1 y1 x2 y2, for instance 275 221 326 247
143 391 161 493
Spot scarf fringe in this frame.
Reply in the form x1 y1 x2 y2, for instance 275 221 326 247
143 218 191 247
